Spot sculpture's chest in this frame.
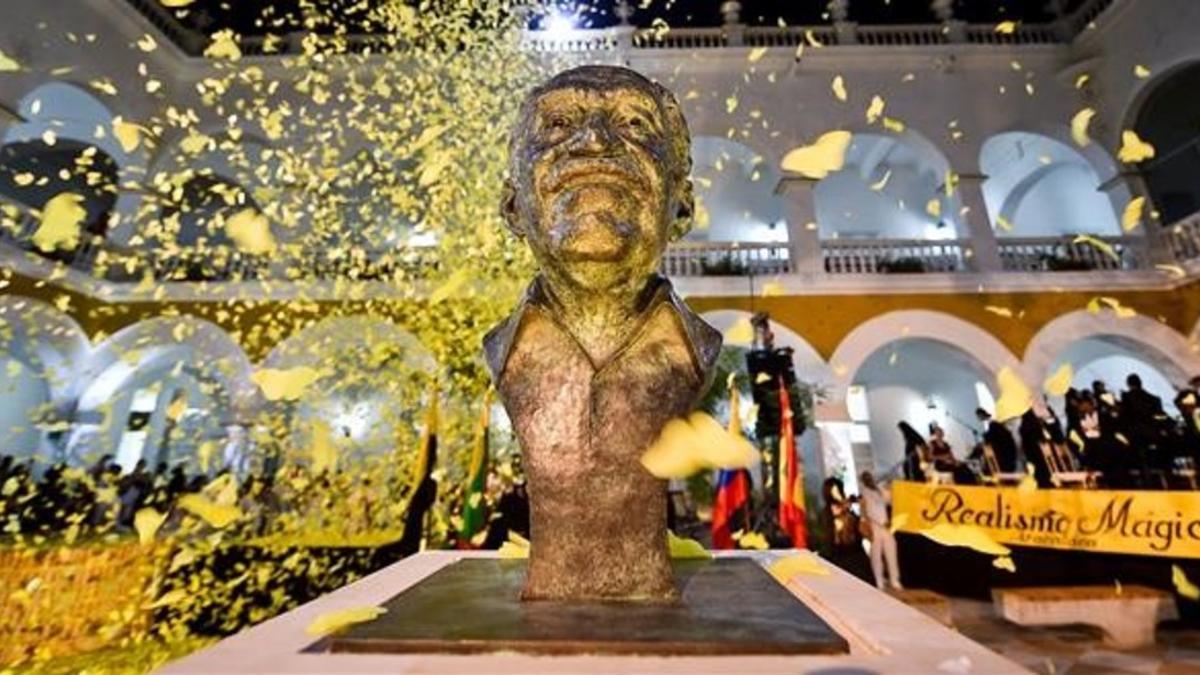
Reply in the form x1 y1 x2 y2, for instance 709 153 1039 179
497 306 704 476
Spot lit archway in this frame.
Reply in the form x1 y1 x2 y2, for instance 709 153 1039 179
979 132 1120 237
815 131 961 240
688 136 787 243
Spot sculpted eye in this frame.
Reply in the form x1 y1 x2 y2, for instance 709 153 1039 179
544 114 572 131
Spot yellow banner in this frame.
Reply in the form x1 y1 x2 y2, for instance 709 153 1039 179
893 481 1200 559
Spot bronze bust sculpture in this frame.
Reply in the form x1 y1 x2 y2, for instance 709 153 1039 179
484 66 722 602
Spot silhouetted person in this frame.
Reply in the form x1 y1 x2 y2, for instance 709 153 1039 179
977 408 1018 473
898 422 928 480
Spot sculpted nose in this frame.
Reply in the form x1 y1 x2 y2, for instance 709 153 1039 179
569 114 618 155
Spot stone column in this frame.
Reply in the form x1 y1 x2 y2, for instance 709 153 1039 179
932 0 966 42
777 176 822 278
955 173 1003 272
720 1 744 46
830 0 858 44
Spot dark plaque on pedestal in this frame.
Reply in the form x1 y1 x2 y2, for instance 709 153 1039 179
326 558 848 656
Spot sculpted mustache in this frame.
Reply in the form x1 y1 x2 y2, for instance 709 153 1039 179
546 159 648 193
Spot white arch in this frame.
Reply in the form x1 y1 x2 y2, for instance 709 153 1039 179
829 310 1024 406
263 316 435 372
1024 310 1200 387
3 82 134 170
80 316 257 417
0 295 91 413
689 136 786 243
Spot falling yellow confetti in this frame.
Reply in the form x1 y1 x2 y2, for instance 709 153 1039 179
134 508 167 545
994 366 1033 422
112 116 142 153
920 523 1011 556
251 366 322 401
866 96 885 124
0 49 20 72
498 531 530 559
225 208 276 254
993 556 1017 573
160 0 196 6
869 170 892 191
1074 74 1091 89
1134 64 1151 79
984 306 1014 318
640 412 758 479
1121 197 1145 232
736 531 769 550
747 47 768 63
996 215 1014 231
1070 108 1095 147
994 21 1018 34
429 268 472 305
925 198 942 218
780 130 851 179
1117 130 1156 163
177 494 242 529
136 34 158 52
1173 565 1200 601
768 554 830 582
723 317 755 345
204 30 242 60
831 75 848 102
1073 234 1120 262
311 419 338 475
32 193 86 252
668 531 711 559
305 607 387 637
882 117 906 133
13 172 34 187
1043 363 1074 397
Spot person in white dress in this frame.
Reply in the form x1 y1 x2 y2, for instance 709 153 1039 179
859 471 903 591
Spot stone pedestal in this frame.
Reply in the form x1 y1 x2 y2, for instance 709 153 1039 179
162 551 1027 674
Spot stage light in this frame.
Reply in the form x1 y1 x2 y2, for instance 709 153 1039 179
544 11 576 39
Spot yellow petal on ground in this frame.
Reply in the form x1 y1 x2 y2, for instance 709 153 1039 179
640 412 758 479
920 522 1011 556
251 366 322 401
723 317 755 345
305 607 387 637
112 117 142 153
780 130 851 179
1070 108 1095 147
669 531 712 559
831 75 848 102
768 554 831 582
0 49 20 72
1173 565 1200 601
1117 130 1156 163
225 207 276 254
498 531 530 559
994 366 1033 422
994 21 1018 34
736 531 769 550
993 556 1017 573
1043 363 1074 397
1121 197 1145 232
134 507 166 544
866 96 885 124
177 494 242 529
32 193 86 252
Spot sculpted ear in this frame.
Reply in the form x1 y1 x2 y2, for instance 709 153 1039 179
670 177 694 241
500 179 523 239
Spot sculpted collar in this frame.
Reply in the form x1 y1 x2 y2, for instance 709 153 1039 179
484 274 722 384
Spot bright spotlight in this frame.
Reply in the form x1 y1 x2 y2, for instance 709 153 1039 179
545 12 576 39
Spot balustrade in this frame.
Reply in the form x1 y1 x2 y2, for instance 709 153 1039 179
1164 211 1200 263
821 238 966 275
997 235 1147 272
661 241 790 277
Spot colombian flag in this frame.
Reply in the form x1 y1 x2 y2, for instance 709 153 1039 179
777 377 808 549
712 379 750 549
458 388 491 548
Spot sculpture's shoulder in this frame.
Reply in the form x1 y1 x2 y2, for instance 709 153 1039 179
667 291 723 378
482 311 522 384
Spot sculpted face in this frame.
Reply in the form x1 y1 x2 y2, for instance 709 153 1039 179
504 67 693 292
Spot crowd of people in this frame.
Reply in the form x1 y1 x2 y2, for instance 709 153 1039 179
898 373 1200 490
